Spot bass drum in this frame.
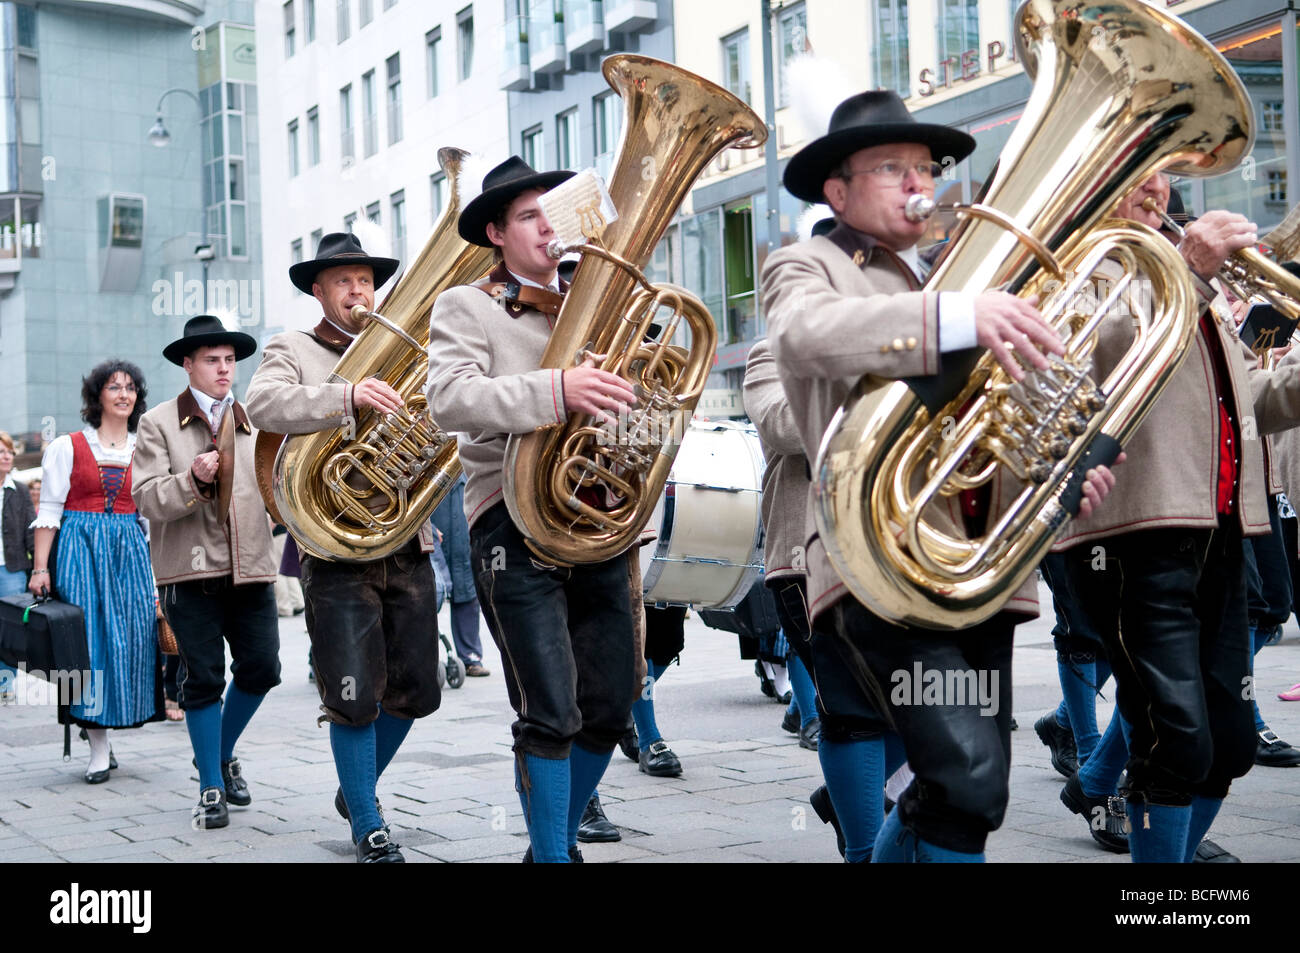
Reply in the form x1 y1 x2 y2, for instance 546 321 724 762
641 420 765 609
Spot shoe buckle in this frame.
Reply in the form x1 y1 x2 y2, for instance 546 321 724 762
200 788 222 806
224 759 242 779
366 830 391 849
1260 729 1281 745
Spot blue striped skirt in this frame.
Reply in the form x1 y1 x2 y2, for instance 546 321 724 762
56 510 161 727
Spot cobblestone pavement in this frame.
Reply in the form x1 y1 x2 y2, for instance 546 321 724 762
3 581 1299 863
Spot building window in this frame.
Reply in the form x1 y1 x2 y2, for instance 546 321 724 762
291 238 304 263
360 0 373 27
384 0 397 8
522 124 543 170
593 91 622 180
935 0 978 85
457 6 474 81
339 84 355 163
874 0 910 98
1262 101 1285 133
1268 170 1287 204
305 0 316 42
723 200 757 345
386 53 403 145
362 69 378 157
287 119 300 176
431 173 447 219
391 189 406 263
426 27 441 98
284 0 296 57
337 0 350 41
776 3 807 108
310 227 323 253
721 29 751 105
557 108 579 170
366 201 381 225
344 211 357 232
307 106 320 166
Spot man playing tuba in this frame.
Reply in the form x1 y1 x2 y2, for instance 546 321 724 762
763 91 1118 862
245 233 442 863
426 157 640 863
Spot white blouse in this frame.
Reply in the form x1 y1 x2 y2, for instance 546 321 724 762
33 427 137 530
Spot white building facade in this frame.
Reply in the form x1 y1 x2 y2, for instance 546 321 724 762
256 0 511 334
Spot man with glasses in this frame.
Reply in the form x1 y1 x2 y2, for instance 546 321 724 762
762 90 1117 862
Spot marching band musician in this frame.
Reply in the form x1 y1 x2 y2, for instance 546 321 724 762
1054 173 1300 862
245 233 443 863
425 157 639 863
132 316 281 830
762 90 1118 862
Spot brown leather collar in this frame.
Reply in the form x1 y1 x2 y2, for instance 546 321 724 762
472 262 567 317
176 388 251 434
308 317 354 354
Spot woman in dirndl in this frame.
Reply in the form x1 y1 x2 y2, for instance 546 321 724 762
29 359 162 783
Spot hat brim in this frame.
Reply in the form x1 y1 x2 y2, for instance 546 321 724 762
289 256 400 295
458 170 576 247
783 124 977 203
163 330 259 366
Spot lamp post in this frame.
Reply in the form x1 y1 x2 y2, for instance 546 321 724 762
149 87 210 310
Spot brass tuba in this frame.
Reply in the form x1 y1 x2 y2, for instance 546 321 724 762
814 0 1254 630
501 55 766 565
256 147 494 560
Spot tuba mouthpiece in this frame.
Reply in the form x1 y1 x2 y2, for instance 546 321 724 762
546 239 568 260
904 195 936 223
350 304 371 323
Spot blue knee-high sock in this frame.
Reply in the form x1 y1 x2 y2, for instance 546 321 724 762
566 743 614 848
818 736 886 863
1250 626 1269 732
521 753 570 862
374 710 414 779
632 661 668 750
1183 796 1224 863
883 732 908 778
1126 801 1191 863
330 722 381 842
1058 658 1100 762
186 701 223 792
787 653 818 728
219 684 264 763
1079 710 1130 798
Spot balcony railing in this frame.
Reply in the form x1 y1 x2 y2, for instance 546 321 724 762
529 0 565 73
564 0 603 54
499 15 531 91
604 0 655 34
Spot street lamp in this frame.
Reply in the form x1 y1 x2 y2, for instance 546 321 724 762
149 87 209 308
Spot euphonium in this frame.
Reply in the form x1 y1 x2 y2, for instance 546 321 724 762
257 147 494 561
502 55 766 565
815 0 1254 630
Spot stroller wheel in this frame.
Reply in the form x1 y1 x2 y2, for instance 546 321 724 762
446 656 466 689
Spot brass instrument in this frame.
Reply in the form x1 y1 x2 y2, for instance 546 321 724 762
814 0 1254 630
258 147 494 561
501 55 766 565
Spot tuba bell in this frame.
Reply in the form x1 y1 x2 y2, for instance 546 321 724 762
814 0 1254 630
501 55 766 565
255 147 494 560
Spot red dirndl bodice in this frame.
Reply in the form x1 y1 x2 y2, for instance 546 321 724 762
62 431 137 515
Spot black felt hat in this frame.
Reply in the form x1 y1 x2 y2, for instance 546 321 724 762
162 315 258 366
458 156 575 248
783 91 976 203
289 231 399 295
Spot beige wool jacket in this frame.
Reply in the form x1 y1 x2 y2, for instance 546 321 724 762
762 226 1039 623
1053 290 1300 551
132 390 276 586
425 280 568 528
743 337 808 583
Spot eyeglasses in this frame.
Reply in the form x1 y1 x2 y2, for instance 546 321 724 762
842 161 944 186
105 383 138 394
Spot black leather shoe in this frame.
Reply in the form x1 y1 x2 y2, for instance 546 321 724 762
618 725 639 763
639 739 682 777
809 785 846 859
109 748 118 770
355 828 404 863
576 793 620 843
1034 711 1079 778
193 786 229 830
756 660 776 699
1255 728 1300 767
84 768 110 785
221 758 251 806
334 787 386 826
1060 772 1129 853
522 845 584 862
1194 839 1240 863
798 717 821 751
781 709 800 734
